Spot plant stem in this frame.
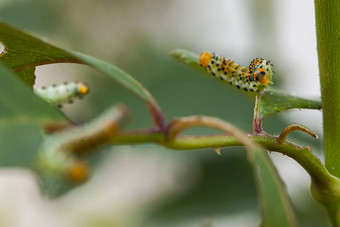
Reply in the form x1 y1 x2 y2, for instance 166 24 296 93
253 93 263 134
315 0 340 177
165 116 259 148
111 131 336 186
325 204 340 227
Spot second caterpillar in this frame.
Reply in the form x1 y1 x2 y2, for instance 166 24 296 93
35 82 89 107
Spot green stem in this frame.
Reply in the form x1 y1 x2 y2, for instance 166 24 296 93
165 116 259 148
315 0 340 177
111 131 336 186
315 1 340 224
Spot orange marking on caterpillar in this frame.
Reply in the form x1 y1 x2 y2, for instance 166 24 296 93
68 161 89 183
199 52 212 67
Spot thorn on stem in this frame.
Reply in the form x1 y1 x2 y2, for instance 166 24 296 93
214 147 221 155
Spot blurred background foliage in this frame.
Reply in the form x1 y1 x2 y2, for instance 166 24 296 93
0 0 328 226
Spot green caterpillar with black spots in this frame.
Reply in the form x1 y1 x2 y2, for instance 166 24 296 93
199 52 274 92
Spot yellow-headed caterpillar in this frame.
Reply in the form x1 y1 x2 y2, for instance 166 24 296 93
34 82 89 106
199 52 273 92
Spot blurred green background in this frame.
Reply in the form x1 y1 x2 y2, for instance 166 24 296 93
0 0 327 226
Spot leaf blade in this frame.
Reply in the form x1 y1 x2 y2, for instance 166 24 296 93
0 62 65 123
260 90 322 117
248 149 297 227
0 62 66 168
0 21 79 71
0 21 159 108
65 50 156 105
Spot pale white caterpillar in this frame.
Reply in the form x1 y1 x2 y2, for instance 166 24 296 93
34 82 89 106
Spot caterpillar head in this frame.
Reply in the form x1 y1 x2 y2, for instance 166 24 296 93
77 82 89 96
249 58 273 86
199 52 212 67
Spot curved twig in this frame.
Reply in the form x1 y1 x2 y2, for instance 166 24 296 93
277 123 318 145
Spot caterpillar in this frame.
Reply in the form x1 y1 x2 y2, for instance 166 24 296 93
199 52 273 92
34 82 89 106
37 104 128 183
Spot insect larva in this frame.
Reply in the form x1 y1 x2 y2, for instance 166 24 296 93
34 82 89 106
199 52 273 92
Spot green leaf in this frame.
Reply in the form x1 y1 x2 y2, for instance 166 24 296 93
65 50 157 106
0 62 65 123
0 62 66 167
15 67 36 86
247 149 297 227
260 91 322 118
0 21 158 107
0 123 43 168
170 48 202 71
0 22 77 71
